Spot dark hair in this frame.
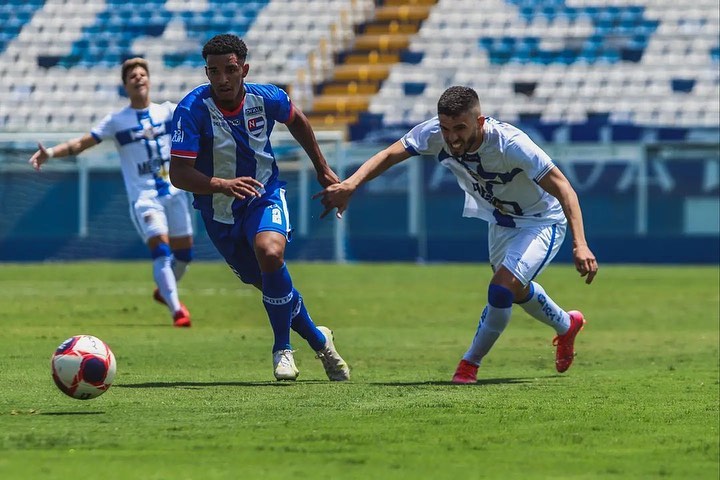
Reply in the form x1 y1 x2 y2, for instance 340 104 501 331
121 57 149 84
202 34 248 61
437 86 480 117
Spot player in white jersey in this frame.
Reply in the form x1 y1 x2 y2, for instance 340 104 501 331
315 86 598 383
29 58 194 328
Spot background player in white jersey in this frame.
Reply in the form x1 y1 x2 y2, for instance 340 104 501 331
29 58 194 328
169 34 349 382
315 86 598 383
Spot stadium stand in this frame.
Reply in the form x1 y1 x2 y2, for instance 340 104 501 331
0 0 374 131
364 0 719 140
0 0 716 138
0 0 717 264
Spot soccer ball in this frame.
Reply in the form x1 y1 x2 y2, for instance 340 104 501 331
51 335 117 400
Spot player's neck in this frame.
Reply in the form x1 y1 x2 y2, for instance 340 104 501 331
129 96 151 109
214 86 245 113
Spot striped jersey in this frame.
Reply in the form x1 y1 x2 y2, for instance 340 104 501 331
170 83 294 224
91 102 178 203
401 116 565 228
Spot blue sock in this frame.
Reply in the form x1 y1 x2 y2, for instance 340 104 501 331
261 263 294 352
290 289 326 351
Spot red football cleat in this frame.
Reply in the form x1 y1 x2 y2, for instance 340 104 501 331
452 359 479 384
553 310 586 373
153 288 167 306
173 304 191 328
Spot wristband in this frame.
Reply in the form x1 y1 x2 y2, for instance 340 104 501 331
46 147 55 158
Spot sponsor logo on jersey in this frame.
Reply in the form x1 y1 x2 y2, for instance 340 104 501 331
245 106 264 115
248 116 265 134
171 118 184 143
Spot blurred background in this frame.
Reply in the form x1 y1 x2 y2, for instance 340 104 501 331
0 0 718 263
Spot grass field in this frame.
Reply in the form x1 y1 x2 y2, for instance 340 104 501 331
0 261 717 479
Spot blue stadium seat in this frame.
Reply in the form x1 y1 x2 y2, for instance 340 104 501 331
57 0 268 69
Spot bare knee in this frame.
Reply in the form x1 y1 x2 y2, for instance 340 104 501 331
254 231 286 273
490 266 529 303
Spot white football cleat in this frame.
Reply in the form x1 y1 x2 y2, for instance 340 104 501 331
273 349 299 381
316 326 350 381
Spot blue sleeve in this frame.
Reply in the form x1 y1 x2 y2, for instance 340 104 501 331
264 84 293 123
170 101 201 159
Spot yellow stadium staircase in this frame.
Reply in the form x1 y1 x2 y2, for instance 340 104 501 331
305 0 437 134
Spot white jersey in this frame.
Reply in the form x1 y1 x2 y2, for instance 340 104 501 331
401 116 565 228
91 102 180 203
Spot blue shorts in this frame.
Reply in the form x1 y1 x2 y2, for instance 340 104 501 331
202 183 291 285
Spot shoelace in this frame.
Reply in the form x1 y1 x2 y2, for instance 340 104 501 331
277 350 295 367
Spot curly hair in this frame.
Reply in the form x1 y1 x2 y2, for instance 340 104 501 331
202 34 248 62
121 57 149 84
437 86 480 117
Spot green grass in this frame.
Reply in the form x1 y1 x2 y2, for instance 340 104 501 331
0 262 718 479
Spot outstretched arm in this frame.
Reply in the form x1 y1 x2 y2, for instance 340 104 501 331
285 107 339 188
538 166 598 284
313 140 413 219
28 134 98 171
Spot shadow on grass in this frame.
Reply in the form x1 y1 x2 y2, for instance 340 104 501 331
115 381 325 389
371 377 537 386
112 324 174 328
39 411 106 416
116 378 537 389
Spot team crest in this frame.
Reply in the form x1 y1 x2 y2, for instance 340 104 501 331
248 116 265 134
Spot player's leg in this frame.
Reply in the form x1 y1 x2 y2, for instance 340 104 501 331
453 278 515 384
249 187 349 381
510 223 571 334
289 291 350 381
131 200 189 327
147 234 189 326
453 225 521 383
500 223 586 372
166 191 194 282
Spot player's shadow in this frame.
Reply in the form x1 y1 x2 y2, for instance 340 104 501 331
372 377 536 386
39 411 105 416
116 378 536 389
116 381 322 389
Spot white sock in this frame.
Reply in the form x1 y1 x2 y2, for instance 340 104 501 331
172 258 190 282
517 282 570 334
153 255 181 313
462 305 512 366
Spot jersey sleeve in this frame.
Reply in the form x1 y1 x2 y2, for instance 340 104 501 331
90 112 115 143
400 117 444 156
505 132 555 182
264 84 294 124
170 103 200 159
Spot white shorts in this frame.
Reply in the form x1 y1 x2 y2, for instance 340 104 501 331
488 222 567 286
130 192 193 243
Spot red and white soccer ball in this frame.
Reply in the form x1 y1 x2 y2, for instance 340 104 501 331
51 335 117 400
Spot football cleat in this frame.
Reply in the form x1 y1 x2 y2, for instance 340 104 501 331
273 349 299 381
153 288 167 306
172 304 191 328
552 310 586 373
315 326 350 381
452 359 479 384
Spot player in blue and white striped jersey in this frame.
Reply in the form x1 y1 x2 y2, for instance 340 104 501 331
29 58 193 328
170 34 349 382
316 86 598 383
